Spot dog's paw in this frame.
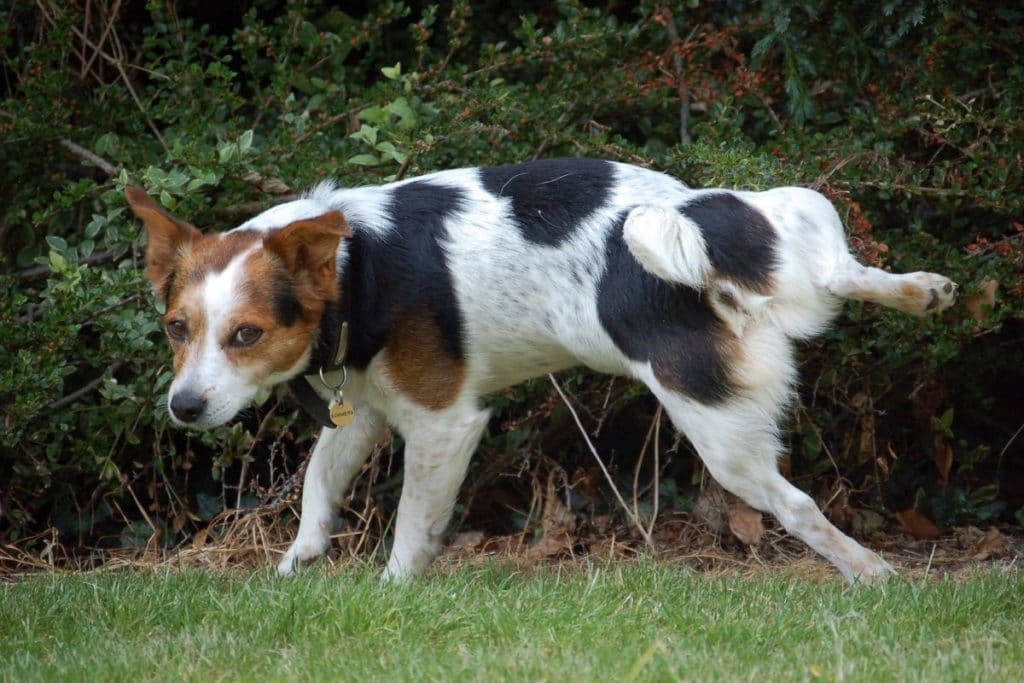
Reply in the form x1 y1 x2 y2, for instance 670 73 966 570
922 274 958 315
847 553 897 586
903 272 958 316
277 538 329 577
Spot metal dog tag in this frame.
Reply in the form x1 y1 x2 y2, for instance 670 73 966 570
329 397 356 427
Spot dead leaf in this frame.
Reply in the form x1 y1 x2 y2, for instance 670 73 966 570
894 509 941 540
965 278 998 321
971 527 1008 560
852 508 885 536
691 480 730 535
933 436 953 486
450 530 485 550
727 501 764 545
192 526 209 550
826 483 853 528
526 469 577 559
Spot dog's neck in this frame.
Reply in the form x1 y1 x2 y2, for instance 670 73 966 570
286 244 355 429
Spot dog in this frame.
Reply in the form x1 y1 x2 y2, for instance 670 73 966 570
126 157 957 583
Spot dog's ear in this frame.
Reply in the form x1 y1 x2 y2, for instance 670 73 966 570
125 187 202 300
264 211 351 298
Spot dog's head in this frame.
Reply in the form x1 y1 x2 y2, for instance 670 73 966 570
126 187 350 428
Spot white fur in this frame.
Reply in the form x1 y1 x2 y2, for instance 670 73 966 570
168 250 255 428
166 162 957 583
623 206 711 289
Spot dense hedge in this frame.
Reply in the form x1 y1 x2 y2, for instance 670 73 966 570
1 0 1021 550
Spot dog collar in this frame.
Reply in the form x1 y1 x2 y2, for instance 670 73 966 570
286 320 348 429
287 264 353 429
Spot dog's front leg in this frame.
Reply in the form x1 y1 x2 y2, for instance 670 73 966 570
278 407 387 576
383 404 490 581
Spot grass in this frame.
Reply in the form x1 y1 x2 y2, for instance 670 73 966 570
1 561 1022 682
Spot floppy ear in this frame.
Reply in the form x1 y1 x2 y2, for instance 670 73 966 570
264 211 351 298
125 187 202 300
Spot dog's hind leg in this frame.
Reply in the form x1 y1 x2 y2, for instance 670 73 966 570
278 408 388 576
827 260 957 317
645 371 894 584
382 401 491 581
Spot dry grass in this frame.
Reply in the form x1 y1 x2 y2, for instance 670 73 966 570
3 500 1020 585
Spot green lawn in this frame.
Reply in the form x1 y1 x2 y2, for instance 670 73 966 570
1 562 1021 682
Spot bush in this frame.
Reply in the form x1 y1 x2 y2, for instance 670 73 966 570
1 0 1021 550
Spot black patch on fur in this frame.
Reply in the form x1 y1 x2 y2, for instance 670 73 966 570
340 180 467 369
272 280 302 327
479 158 614 246
597 214 734 403
679 193 778 292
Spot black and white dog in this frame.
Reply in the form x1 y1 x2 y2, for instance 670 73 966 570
126 158 956 582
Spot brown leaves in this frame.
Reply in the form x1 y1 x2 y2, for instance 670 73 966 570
964 278 998 321
693 480 763 546
971 527 1009 561
894 509 941 540
933 436 954 486
727 502 765 546
526 469 578 560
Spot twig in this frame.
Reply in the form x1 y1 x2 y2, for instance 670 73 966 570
996 420 1024 493
632 405 663 535
548 373 654 550
393 157 412 182
49 361 125 411
79 0 124 81
213 196 299 219
17 251 115 282
235 396 284 509
662 14 692 146
60 139 120 176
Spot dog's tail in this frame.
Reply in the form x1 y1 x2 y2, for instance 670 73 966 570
623 206 712 290
623 205 772 336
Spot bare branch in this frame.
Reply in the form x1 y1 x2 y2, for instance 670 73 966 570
60 138 120 176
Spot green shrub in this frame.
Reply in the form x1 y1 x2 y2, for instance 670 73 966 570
1 0 1021 549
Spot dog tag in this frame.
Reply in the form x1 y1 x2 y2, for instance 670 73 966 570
329 397 356 427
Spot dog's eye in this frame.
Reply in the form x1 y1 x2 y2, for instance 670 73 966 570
231 326 263 346
165 319 188 341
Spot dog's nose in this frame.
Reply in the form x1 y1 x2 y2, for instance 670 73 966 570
170 392 206 423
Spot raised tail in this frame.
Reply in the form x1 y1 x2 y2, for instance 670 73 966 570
623 205 772 336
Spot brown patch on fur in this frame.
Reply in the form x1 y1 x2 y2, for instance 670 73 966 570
264 211 351 299
651 321 740 403
128 192 353 389
227 249 325 376
125 187 203 299
382 311 466 410
897 281 924 300
717 289 740 311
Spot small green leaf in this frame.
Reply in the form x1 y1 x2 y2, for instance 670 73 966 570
381 62 402 80
348 154 380 166
46 235 68 252
48 250 67 272
85 215 105 239
238 129 254 153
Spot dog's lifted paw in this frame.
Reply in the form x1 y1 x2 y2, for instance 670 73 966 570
908 272 958 316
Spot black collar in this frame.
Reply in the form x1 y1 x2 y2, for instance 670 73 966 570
286 262 352 429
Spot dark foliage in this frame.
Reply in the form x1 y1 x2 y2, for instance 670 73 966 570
1 0 1021 553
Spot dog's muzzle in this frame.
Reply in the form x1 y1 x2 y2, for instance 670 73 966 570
169 391 207 424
